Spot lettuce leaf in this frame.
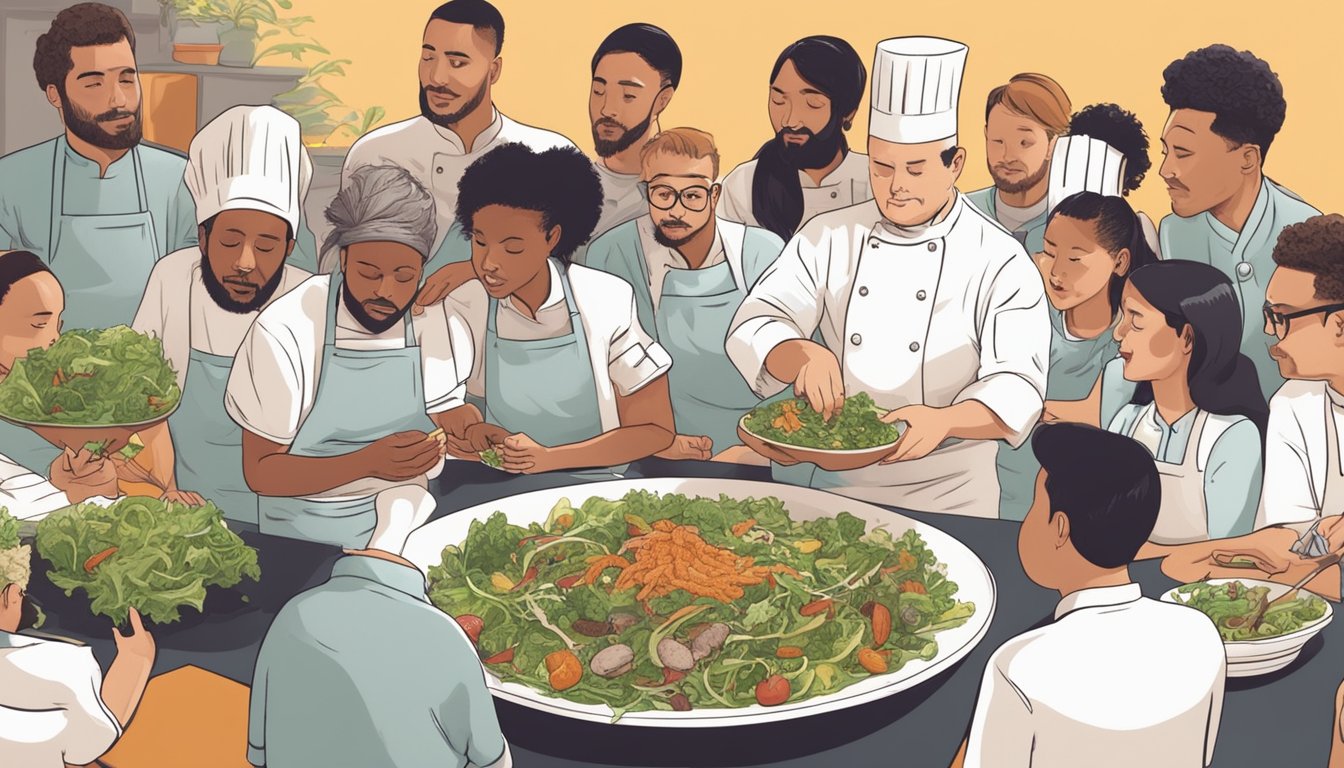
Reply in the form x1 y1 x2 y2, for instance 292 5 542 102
0 507 19 551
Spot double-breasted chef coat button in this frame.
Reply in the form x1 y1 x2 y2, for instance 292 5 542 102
851 333 862 346
927 241 938 252
436 166 444 174
909 341 921 352
916 290 927 301
1236 261 1253 279
858 286 869 297
870 238 881 248
830 191 838 199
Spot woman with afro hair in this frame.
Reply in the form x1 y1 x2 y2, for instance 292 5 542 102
427 143 676 475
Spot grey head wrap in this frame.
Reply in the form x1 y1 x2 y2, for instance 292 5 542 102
320 164 437 273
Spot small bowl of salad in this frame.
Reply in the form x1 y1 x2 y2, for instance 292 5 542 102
1163 578 1333 678
738 392 904 472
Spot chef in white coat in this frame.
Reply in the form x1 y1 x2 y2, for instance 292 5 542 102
1 543 155 768
340 0 576 277
718 36 872 241
727 37 1049 518
133 105 312 527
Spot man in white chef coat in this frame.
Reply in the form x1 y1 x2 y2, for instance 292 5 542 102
1157 44 1319 400
585 23 681 244
340 0 576 277
959 423 1225 768
1 540 156 768
133 105 312 527
727 37 1050 518
248 486 511 768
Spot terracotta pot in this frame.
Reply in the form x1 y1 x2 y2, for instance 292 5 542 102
173 43 223 66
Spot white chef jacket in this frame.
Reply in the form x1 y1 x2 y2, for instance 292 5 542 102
0 453 114 521
223 275 462 499
718 150 873 231
342 110 576 258
726 193 1049 513
1264 378 1344 526
965 584 1226 768
592 160 647 242
0 631 121 768
132 247 311 388
440 261 672 434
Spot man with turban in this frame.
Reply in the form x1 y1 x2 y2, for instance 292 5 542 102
224 165 461 548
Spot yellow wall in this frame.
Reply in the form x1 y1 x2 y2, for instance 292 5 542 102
293 0 1343 218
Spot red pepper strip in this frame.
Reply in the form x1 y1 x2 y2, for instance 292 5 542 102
663 668 686 684
483 647 515 664
555 573 584 589
800 598 833 617
84 546 118 573
510 566 539 592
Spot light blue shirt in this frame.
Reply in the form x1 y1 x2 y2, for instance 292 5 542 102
1108 400 1263 539
248 556 506 768
0 138 197 257
1159 177 1319 400
965 186 1049 254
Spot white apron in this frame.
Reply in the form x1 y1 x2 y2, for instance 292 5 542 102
1128 406 1238 545
1321 396 1344 520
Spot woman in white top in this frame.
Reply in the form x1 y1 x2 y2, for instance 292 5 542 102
1104 261 1267 551
433 144 676 474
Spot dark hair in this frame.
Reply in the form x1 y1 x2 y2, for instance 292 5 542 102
455 144 603 262
0 251 54 307
34 3 135 93
1032 423 1161 568
1047 192 1158 314
592 23 682 90
1160 44 1286 162
1068 103 1151 194
750 36 866 241
200 213 295 245
428 0 504 56
1272 214 1344 303
1125 261 1269 443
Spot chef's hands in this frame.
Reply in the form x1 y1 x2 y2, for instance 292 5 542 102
1318 515 1344 554
462 423 511 454
160 489 207 507
49 447 120 503
656 435 713 462
500 433 557 475
113 607 156 663
880 405 952 463
790 343 845 421
412 261 478 315
362 430 443 480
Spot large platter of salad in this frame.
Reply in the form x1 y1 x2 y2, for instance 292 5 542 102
402 479 995 727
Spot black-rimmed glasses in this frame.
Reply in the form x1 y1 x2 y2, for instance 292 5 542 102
1263 301 1344 339
648 183 718 212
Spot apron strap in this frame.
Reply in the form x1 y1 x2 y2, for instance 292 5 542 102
47 138 65 256
323 274 343 347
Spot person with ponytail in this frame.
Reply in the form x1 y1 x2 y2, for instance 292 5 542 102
1104 260 1268 549
997 191 1159 519
1066 102 1162 255
718 36 869 241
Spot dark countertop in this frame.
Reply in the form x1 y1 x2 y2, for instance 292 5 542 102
24 459 1342 767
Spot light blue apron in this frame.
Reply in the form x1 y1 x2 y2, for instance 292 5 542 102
653 261 760 453
167 277 256 524
47 136 161 330
256 277 434 547
484 260 624 477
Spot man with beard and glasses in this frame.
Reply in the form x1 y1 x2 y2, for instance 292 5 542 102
1156 45 1319 400
964 73 1072 254
132 106 313 526
728 38 1049 518
341 0 576 278
0 3 197 331
719 36 870 241
586 24 681 245
225 166 461 548
587 128 785 462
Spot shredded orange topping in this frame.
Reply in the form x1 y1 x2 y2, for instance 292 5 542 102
772 401 805 434
583 520 796 602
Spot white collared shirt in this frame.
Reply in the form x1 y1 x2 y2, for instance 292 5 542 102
718 150 873 232
592 161 647 242
341 109 577 257
1265 378 1344 526
0 632 122 768
0 454 115 522
965 583 1225 768
633 217 727 311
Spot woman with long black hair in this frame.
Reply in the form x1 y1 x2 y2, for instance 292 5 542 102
718 36 869 241
1104 260 1267 547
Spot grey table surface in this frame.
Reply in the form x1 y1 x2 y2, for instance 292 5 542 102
25 458 1342 767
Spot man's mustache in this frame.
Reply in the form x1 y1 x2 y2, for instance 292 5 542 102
994 162 1027 173
780 129 814 141
1166 177 1189 192
659 219 690 229
364 298 398 312
96 108 136 123
222 275 260 290
595 117 627 132
423 84 460 98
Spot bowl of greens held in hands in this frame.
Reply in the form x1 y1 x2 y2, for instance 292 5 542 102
1164 578 1332 677
0 326 181 452
738 392 904 471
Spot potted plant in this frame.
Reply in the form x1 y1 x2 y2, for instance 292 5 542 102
195 0 319 68
171 1 226 65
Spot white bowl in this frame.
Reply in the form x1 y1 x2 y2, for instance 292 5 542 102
402 478 997 727
1162 578 1333 678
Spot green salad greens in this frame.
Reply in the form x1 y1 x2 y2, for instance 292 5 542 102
36 497 260 624
480 448 504 469
1174 580 1329 641
743 392 901 450
0 326 181 426
0 506 19 551
428 491 974 720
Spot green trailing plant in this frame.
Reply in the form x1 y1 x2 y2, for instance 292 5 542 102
272 58 386 146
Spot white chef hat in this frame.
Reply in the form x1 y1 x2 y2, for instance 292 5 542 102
1046 135 1127 216
185 105 312 232
366 485 437 556
869 37 969 145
